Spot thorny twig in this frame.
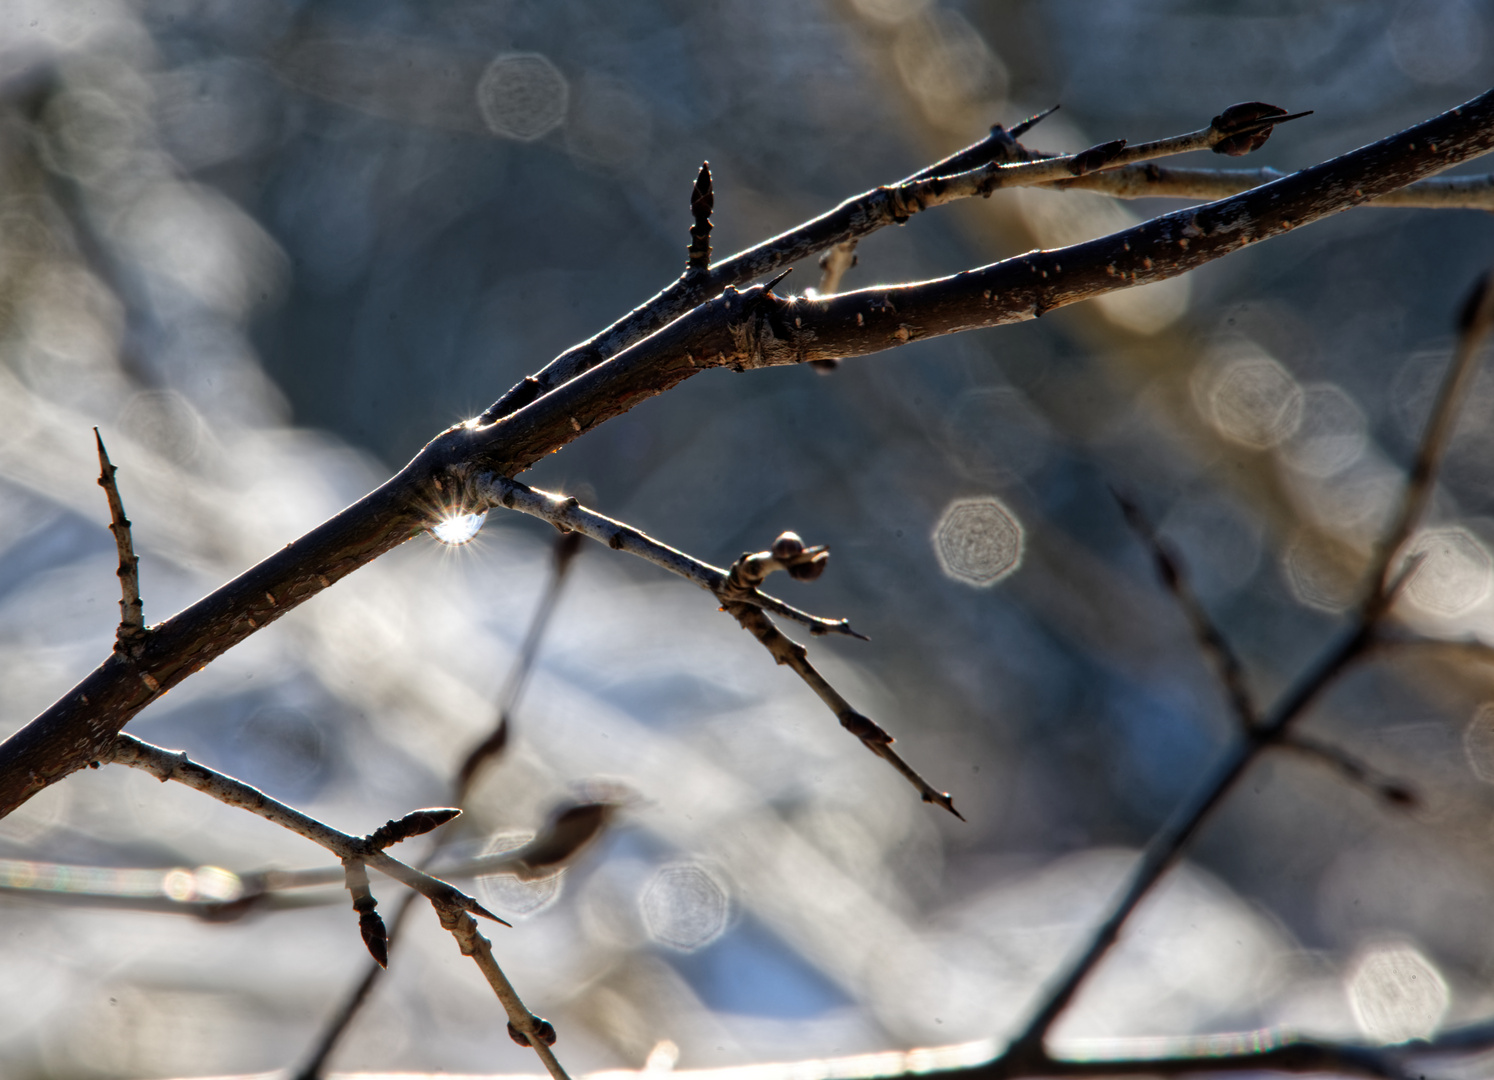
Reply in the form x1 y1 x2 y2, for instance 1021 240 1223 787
474 476 955 812
476 474 867 640
104 735 578 1078
94 429 147 654
7 90 1494 817
725 599 962 820
296 530 585 1079
105 734 499 924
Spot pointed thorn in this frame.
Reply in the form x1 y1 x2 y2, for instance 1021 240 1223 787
469 898 512 927
1009 103 1060 139
763 267 793 293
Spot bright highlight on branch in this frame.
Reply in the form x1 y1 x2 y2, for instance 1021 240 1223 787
432 511 488 545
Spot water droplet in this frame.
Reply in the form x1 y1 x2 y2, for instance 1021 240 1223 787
640 864 728 952
1346 942 1448 1043
933 496 1024 587
432 511 486 545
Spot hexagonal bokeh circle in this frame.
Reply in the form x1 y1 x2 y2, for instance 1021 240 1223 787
639 864 729 952
932 496 1024 587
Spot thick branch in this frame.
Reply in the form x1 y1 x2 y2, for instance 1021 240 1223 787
2 89 1492 821
475 125 1034 422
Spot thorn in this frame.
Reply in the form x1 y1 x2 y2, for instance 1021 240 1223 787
762 267 793 293
688 161 714 270
1009 103 1060 139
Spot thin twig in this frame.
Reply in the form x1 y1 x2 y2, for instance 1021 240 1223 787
5 89 1494 820
474 474 867 639
476 122 1037 422
1281 734 1418 810
1112 489 1258 729
1056 163 1494 210
687 161 713 272
106 733 501 923
109 734 577 1077
93 429 147 654
440 905 569 1080
1373 271 1494 598
298 530 584 1079
725 601 961 820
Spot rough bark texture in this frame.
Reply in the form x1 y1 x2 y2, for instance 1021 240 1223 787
0 88 1491 820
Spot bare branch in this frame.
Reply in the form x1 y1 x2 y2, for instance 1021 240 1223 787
475 474 867 639
1113 489 1258 729
105 734 501 924
1057 163 1494 210
440 905 568 1080
1005 268 1494 1056
1282 734 1419 810
475 122 1037 422
456 530 583 797
94 429 147 654
1372 270 1494 601
3 89 1493 822
725 600 962 820
300 533 586 1078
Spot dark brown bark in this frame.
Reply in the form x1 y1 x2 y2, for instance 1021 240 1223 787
1 87 1491 820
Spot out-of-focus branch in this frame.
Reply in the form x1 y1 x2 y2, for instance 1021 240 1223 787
3 88 1493 822
725 599 961 820
1004 269 1494 1058
297 529 584 1079
1281 735 1418 810
1113 489 1258 730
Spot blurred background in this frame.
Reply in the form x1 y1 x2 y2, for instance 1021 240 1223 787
2 0 1494 1076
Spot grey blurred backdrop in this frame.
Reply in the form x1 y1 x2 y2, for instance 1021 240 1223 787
3 1 1494 1077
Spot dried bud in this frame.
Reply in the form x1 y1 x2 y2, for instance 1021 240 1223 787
508 1017 559 1047
1210 102 1311 156
359 906 389 968
787 550 830 581
368 806 461 850
840 710 891 744
771 531 805 561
